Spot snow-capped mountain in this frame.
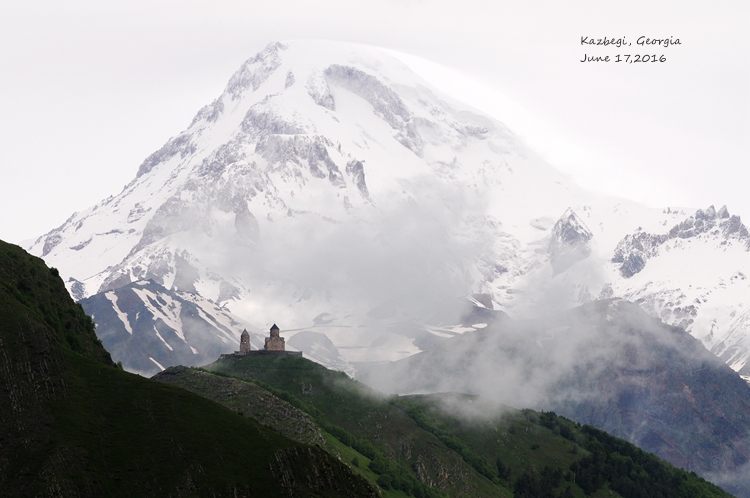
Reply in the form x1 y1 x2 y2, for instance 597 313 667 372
28 40 750 378
608 205 750 378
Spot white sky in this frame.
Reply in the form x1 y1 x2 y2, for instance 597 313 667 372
1 0 747 244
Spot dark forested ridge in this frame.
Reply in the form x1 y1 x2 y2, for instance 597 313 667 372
357 299 750 497
0 238 736 497
191 353 733 497
0 239 376 497
0 239 113 365
395 394 732 498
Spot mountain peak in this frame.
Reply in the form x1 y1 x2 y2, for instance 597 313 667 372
613 204 750 279
30 41 750 408
548 208 593 274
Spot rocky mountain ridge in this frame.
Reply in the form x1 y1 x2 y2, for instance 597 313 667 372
79 279 262 375
607 205 750 378
612 205 748 278
26 40 750 382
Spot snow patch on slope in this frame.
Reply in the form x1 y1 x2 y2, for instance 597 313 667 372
105 291 133 335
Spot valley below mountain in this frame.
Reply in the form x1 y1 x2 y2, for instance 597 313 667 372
155 351 733 497
357 298 750 496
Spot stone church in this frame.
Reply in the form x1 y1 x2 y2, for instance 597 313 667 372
265 324 285 351
221 324 302 358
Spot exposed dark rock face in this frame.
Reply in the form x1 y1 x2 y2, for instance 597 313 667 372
190 97 225 126
67 277 86 301
345 159 370 198
133 196 207 254
81 279 247 376
284 70 295 89
618 251 648 278
470 293 494 309
98 272 132 294
548 208 593 275
307 70 335 110
217 280 241 303
613 205 750 277
325 64 423 154
69 238 92 251
126 202 150 223
42 232 63 257
307 142 329 179
225 42 287 99
242 107 306 137
136 133 196 178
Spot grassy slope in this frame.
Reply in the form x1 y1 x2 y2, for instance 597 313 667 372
0 238 730 497
0 239 377 498
392 394 583 488
394 394 732 498
155 366 422 498
207 355 508 497
154 365 328 447
0 239 112 365
205 355 734 498
49 351 378 497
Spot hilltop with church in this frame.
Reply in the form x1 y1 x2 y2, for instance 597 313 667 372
221 324 302 359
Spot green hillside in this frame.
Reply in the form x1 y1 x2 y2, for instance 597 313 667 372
0 237 732 497
206 354 506 497
202 354 733 498
0 240 376 497
0 239 112 365
394 393 732 498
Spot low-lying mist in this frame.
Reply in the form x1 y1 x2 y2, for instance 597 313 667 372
214 174 497 328
357 298 750 487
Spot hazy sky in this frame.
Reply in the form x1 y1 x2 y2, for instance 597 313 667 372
1 0 747 244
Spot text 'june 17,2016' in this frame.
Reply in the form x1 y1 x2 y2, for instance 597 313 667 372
579 36 681 63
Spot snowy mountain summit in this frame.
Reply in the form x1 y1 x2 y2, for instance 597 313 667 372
29 41 750 377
